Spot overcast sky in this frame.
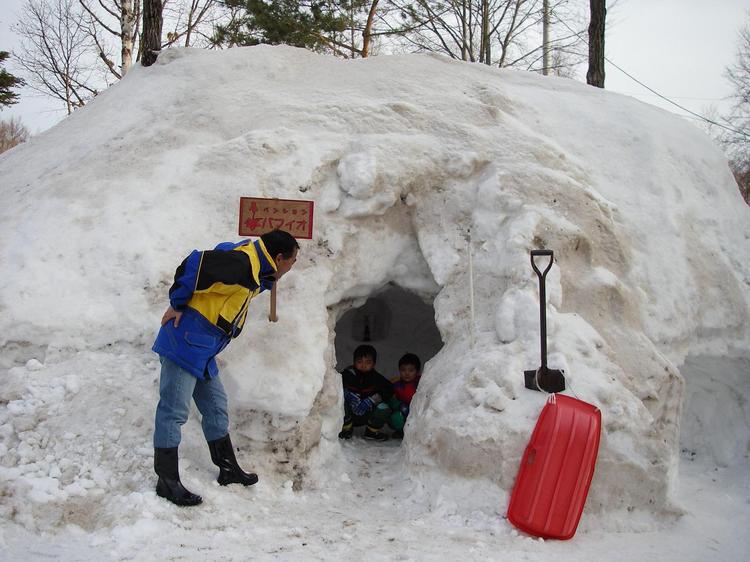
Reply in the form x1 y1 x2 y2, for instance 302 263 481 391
1 0 748 135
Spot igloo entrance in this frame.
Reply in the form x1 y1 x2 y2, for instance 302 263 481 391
334 283 443 377
332 283 444 438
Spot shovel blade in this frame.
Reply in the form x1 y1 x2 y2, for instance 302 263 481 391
524 368 566 393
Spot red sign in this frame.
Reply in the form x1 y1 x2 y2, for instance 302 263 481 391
239 197 314 240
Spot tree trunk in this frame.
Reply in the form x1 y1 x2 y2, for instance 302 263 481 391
461 0 468 61
65 78 73 115
185 0 195 47
482 0 490 65
141 0 163 67
468 0 475 61
586 0 606 88
362 0 380 58
121 0 135 74
542 0 550 75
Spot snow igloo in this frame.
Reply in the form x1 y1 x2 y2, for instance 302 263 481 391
1 45 749 526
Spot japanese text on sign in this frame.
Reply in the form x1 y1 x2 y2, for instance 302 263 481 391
239 197 314 239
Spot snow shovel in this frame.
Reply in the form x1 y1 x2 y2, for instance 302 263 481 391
524 249 565 393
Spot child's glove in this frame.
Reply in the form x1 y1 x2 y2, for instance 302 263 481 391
344 390 361 409
400 403 410 417
352 393 381 416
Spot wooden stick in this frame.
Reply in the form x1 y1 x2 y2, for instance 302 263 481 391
268 282 278 322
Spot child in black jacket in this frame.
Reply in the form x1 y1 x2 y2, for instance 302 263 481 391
339 344 394 441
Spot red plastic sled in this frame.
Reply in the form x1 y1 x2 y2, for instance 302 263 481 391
507 393 601 540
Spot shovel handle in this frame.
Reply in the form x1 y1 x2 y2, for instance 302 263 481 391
530 249 554 369
530 249 554 279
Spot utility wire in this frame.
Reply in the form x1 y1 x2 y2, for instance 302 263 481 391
553 16 750 139
614 93 729 101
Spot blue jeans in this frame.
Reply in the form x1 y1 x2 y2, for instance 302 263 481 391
153 356 229 448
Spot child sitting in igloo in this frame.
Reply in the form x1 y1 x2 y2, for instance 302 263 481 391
338 344 394 442
386 353 422 439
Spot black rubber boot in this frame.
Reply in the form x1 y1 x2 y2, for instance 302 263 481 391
208 434 259 486
154 447 202 506
363 426 388 442
338 421 353 439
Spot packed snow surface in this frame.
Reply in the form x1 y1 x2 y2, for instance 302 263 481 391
0 46 748 560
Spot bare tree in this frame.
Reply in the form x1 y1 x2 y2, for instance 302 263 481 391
163 0 221 48
13 0 99 114
724 24 750 148
386 0 586 73
722 21 750 203
75 1 217 76
330 1 407 59
338 0 408 58
78 0 141 78
10 0 221 117
0 117 30 154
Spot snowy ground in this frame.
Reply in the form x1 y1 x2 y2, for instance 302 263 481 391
1 350 748 561
1 45 749 560
3 434 748 561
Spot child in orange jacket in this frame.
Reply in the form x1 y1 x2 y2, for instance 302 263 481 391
387 353 421 439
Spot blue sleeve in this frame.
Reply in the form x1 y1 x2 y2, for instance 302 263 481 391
168 250 202 310
214 239 249 251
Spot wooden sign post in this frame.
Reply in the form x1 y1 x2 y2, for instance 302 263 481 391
239 197 314 322
269 284 278 323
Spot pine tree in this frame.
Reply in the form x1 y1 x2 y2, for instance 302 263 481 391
0 51 24 108
214 1 354 52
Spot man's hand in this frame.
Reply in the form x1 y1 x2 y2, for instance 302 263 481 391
161 306 183 327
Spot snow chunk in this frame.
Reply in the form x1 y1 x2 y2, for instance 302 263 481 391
337 148 377 200
25 359 44 371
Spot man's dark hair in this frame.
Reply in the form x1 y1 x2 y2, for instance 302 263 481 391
353 344 377 364
261 229 299 259
398 353 421 372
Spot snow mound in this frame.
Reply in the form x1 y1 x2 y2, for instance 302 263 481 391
1 46 749 533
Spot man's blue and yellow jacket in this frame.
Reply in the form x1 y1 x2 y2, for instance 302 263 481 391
152 239 277 379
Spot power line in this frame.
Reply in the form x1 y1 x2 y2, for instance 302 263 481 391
614 93 729 102
553 15 750 139
603 56 748 138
